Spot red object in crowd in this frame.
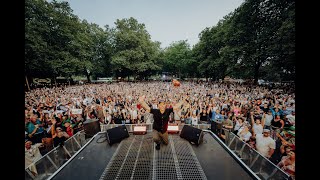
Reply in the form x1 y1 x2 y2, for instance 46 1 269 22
137 104 141 110
66 126 73 137
173 79 180 87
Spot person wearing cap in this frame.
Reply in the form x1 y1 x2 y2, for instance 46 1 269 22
255 129 276 158
25 140 44 176
139 95 187 150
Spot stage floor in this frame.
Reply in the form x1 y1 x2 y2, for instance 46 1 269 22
51 132 256 180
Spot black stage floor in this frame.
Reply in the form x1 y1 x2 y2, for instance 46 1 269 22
50 132 258 180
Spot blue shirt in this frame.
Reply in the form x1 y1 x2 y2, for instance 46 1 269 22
26 119 44 134
211 111 223 121
270 108 283 117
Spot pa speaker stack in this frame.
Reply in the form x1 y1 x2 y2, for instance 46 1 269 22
83 119 101 139
106 125 130 145
180 125 204 146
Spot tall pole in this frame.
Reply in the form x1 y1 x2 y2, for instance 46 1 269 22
25 75 30 91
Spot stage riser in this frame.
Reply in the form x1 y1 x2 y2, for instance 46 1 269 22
100 134 207 180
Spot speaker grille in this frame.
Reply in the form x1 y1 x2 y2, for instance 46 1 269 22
100 134 207 180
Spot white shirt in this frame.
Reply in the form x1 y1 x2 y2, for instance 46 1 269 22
255 134 276 157
253 123 263 135
237 128 252 141
286 114 295 125
265 114 273 126
234 121 244 131
25 143 43 168
152 104 158 109
191 116 198 125
132 109 138 119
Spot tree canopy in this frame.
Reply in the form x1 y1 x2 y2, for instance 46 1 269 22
25 0 295 84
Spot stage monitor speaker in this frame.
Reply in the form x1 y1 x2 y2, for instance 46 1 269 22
180 125 204 146
106 125 130 145
211 119 223 135
83 119 101 139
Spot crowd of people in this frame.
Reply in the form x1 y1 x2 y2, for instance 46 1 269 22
25 81 295 178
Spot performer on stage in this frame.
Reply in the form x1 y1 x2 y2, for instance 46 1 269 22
138 95 186 150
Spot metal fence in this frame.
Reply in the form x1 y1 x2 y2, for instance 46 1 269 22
224 130 291 180
25 131 88 180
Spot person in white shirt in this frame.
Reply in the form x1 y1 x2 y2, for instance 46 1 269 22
25 140 44 175
237 124 252 142
264 110 274 129
251 111 265 137
191 112 199 126
285 111 295 126
255 129 276 158
233 117 245 134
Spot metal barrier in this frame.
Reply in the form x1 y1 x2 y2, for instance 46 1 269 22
25 131 87 180
225 130 291 180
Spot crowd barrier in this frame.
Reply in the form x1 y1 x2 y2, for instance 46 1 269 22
25 131 88 180
224 129 292 180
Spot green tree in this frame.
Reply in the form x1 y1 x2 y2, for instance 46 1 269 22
111 17 160 80
162 40 195 78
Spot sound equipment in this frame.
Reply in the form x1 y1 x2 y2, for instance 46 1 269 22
211 119 223 135
167 124 179 134
83 119 101 139
106 125 130 145
133 126 147 135
180 125 204 146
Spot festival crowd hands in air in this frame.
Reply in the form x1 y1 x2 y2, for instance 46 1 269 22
25 81 295 177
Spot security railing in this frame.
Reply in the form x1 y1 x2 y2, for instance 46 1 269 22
224 130 292 180
25 130 88 180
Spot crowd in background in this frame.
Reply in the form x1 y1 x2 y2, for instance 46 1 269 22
25 81 295 178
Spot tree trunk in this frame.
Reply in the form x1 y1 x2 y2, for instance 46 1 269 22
253 61 262 85
86 73 91 83
25 75 30 91
54 76 57 88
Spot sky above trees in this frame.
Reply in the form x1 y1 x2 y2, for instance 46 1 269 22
53 0 244 48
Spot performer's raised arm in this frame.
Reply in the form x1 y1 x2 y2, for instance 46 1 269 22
138 95 151 112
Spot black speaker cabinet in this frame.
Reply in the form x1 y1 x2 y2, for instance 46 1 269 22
83 119 101 139
106 125 130 145
180 125 204 146
211 119 223 135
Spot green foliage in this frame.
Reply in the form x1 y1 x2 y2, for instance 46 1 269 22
111 17 160 79
194 0 295 83
25 0 294 83
160 40 196 78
